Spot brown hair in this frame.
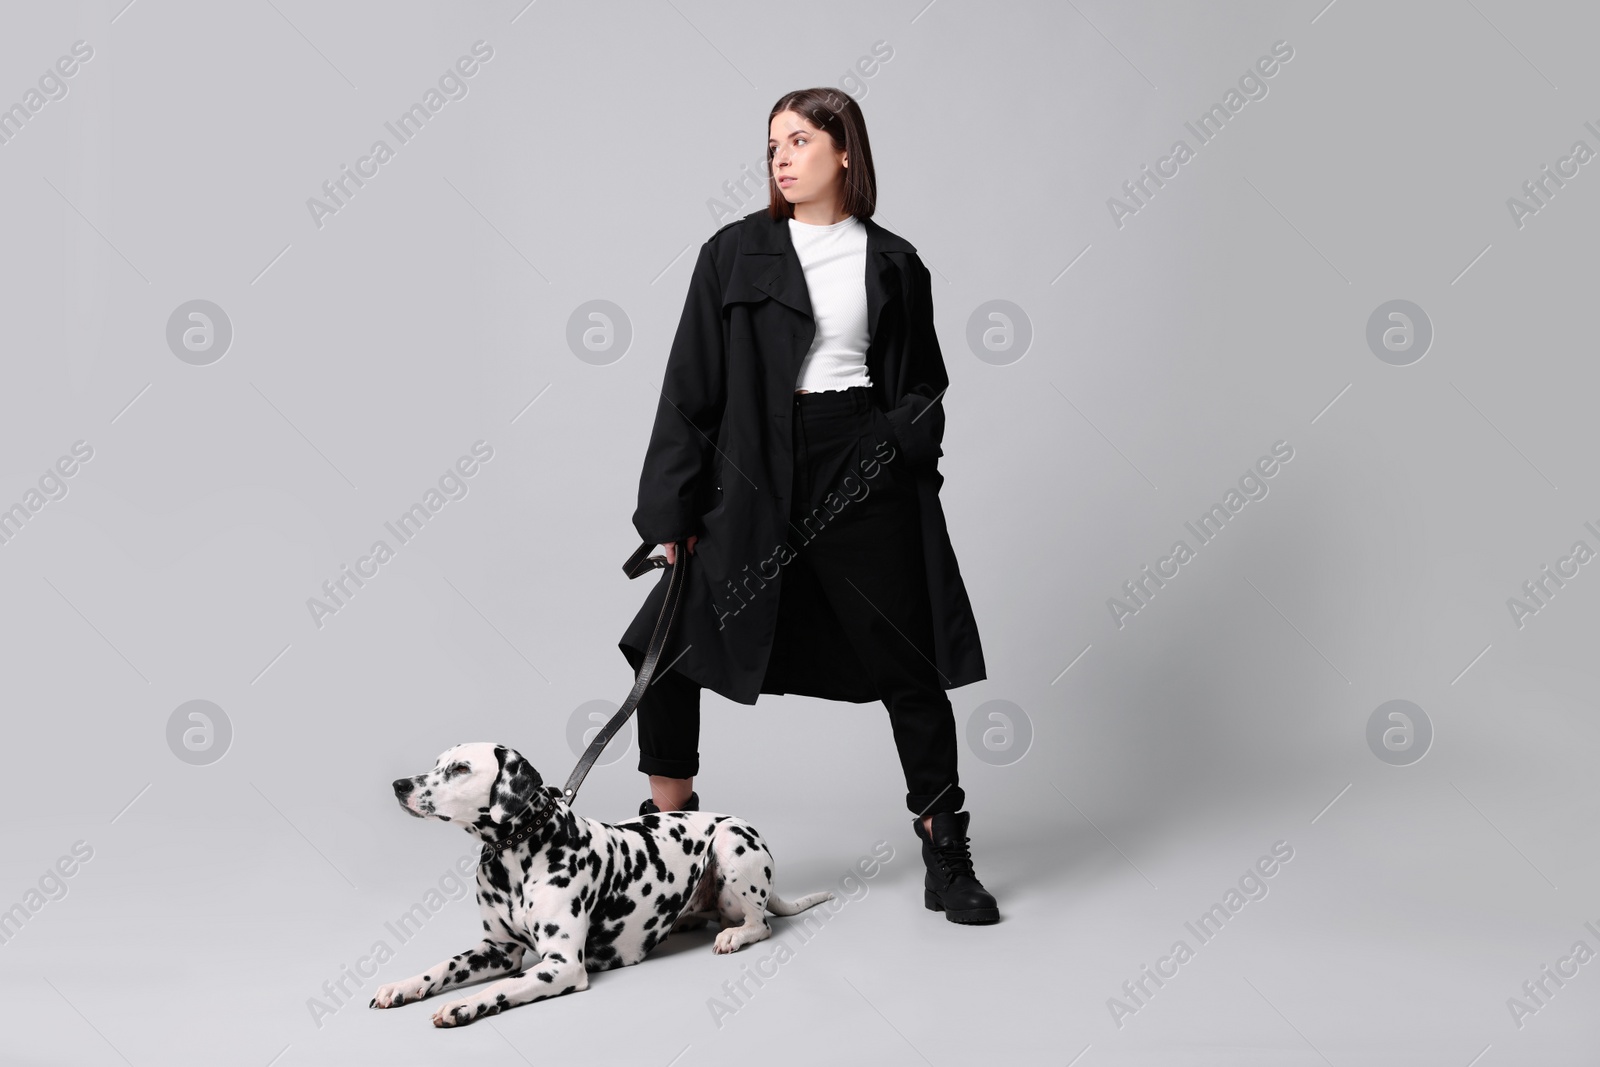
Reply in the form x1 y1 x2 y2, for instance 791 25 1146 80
766 88 877 221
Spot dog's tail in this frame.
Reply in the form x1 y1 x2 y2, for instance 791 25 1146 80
765 889 834 915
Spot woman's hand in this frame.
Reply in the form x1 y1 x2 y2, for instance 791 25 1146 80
662 536 698 565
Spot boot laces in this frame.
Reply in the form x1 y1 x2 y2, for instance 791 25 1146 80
933 832 977 879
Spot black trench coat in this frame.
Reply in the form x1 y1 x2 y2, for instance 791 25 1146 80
619 207 986 706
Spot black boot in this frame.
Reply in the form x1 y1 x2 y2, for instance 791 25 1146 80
913 810 999 924
639 790 699 816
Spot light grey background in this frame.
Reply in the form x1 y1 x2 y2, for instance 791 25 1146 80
2 0 1598 1063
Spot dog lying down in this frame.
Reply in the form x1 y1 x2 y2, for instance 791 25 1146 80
372 742 833 1027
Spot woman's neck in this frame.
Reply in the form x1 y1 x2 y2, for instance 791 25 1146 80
791 204 850 226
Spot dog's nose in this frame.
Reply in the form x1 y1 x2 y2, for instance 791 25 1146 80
393 778 414 797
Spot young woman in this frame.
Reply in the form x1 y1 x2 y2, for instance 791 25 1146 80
618 88 997 924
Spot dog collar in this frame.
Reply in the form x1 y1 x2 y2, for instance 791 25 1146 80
478 785 560 864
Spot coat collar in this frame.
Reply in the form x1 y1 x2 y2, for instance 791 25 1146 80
730 210 916 345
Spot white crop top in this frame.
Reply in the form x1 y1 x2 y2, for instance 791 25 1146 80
788 214 871 392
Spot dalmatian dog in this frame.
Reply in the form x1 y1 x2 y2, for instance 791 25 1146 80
372 742 832 1027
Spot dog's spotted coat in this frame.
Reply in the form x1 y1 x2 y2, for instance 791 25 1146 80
372 742 831 1027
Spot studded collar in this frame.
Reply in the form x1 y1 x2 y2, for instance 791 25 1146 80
477 785 561 865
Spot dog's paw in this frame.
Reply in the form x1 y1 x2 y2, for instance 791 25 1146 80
371 981 420 1008
431 999 484 1028
713 929 740 954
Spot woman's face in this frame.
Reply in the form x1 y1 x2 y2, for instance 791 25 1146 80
768 110 846 205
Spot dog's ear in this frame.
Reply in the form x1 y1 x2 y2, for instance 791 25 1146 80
489 744 544 820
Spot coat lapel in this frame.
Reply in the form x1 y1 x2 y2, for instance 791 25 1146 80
728 210 916 353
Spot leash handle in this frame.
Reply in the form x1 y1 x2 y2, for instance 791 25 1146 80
560 540 690 805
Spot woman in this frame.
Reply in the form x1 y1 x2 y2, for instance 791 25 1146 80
618 88 997 924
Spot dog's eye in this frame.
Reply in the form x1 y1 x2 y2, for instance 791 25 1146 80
447 762 470 777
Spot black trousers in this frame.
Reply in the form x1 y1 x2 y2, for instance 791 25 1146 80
634 385 966 818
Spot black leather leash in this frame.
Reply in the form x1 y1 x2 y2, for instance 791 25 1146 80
562 539 691 803
479 540 689 864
